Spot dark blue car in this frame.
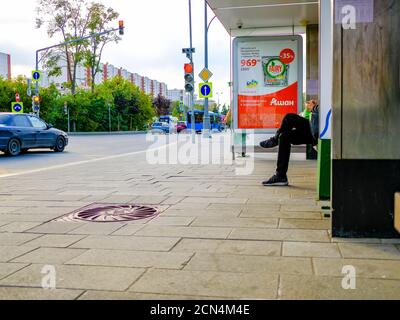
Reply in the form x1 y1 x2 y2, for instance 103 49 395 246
0 113 68 156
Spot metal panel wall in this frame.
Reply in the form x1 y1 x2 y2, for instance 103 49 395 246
333 0 400 160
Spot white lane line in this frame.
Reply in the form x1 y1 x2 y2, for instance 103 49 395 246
0 141 177 179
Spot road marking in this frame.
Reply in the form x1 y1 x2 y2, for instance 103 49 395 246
0 141 178 179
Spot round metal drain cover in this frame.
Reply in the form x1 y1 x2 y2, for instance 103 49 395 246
57 203 159 223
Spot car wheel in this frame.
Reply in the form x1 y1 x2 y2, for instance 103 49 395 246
54 136 66 153
6 138 21 156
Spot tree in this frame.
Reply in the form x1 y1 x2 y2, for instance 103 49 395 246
153 94 171 116
221 104 229 115
84 3 120 92
36 0 93 94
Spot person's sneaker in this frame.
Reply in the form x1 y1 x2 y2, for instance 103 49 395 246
262 174 289 187
260 137 279 149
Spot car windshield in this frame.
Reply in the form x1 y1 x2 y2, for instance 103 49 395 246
0 115 12 127
152 122 162 126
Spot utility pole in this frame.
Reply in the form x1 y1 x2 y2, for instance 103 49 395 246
203 1 211 138
188 0 196 143
108 102 112 133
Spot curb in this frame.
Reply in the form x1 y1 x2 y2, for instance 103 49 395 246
68 131 148 136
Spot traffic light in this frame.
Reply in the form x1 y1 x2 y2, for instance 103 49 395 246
119 20 124 35
33 96 40 112
184 63 194 93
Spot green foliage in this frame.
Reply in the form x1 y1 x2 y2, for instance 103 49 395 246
221 104 229 115
153 94 171 117
171 101 188 120
0 76 155 132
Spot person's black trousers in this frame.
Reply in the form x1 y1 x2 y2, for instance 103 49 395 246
276 114 317 177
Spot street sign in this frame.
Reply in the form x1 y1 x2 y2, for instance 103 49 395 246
182 48 196 54
11 102 24 114
199 68 213 82
32 70 41 83
199 82 213 99
15 93 20 102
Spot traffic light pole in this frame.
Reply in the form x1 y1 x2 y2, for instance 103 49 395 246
203 1 212 139
188 0 196 144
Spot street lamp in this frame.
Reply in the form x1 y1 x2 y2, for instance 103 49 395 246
203 1 218 138
216 92 223 111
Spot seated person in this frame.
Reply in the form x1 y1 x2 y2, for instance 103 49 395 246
260 100 320 186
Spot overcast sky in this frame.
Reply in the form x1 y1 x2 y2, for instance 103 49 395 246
0 0 231 105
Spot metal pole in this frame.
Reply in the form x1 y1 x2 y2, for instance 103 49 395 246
35 51 39 97
108 104 111 133
203 0 211 138
67 106 70 133
188 0 196 143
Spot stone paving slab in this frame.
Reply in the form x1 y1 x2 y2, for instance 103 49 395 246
0 222 44 233
70 235 180 252
79 291 225 300
283 242 341 258
23 234 86 248
229 228 331 243
313 258 400 280
0 246 38 263
0 287 83 300
67 222 127 235
279 275 400 300
129 269 279 299
0 263 29 280
0 233 41 246
12 247 87 264
279 219 331 230
66 249 193 269
184 253 313 275
191 217 278 229
0 264 145 292
172 239 282 256
338 243 400 260
26 222 85 234
135 225 232 240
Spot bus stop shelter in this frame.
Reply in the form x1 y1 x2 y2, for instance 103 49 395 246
207 0 400 239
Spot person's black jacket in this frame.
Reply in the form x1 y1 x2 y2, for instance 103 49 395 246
310 104 320 140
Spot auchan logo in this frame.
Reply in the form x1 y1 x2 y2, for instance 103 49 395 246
271 98 295 106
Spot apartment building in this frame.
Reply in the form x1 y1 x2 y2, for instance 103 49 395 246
0 52 11 80
40 57 168 97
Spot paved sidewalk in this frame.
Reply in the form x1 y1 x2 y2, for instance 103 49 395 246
0 137 400 300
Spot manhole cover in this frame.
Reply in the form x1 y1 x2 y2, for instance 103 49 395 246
55 203 159 223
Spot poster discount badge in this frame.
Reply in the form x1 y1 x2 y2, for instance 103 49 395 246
279 48 296 65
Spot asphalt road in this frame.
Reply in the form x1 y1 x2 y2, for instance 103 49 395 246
0 133 170 176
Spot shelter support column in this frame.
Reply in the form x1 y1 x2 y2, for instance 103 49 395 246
332 0 400 238
318 1 333 200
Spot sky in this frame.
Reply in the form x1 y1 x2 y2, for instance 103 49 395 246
0 0 232 105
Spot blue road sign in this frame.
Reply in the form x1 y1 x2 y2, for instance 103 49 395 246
199 82 213 99
12 102 24 114
32 70 42 83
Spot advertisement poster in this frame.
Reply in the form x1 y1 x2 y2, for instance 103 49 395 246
233 36 303 131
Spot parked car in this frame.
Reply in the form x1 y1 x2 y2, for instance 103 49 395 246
0 113 68 156
176 121 187 133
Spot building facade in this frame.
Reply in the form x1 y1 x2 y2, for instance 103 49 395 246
41 57 168 97
0 52 11 80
